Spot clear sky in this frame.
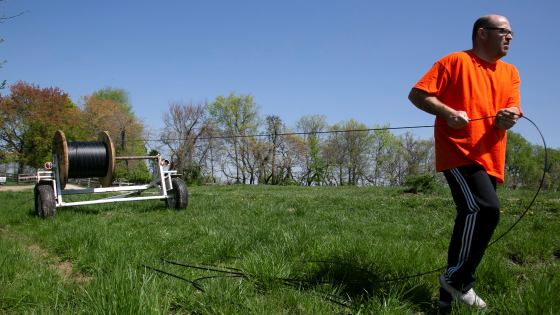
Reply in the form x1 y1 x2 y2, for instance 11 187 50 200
1 0 558 148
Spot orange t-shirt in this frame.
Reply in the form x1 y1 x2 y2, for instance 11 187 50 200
413 50 521 183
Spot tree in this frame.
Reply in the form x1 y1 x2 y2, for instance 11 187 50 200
266 115 282 184
275 131 306 185
383 137 405 186
505 131 539 189
249 118 306 185
194 122 224 183
295 115 329 186
160 99 210 184
345 119 374 185
323 119 373 186
208 92 261 183
366 124 397 186
244 136 269 185
0 81 83 173
539 147 560 191
79 92 148 182
90 86 136 158
92 86 132 109
79 94 144 145
401 131 435 178
148 149 159 176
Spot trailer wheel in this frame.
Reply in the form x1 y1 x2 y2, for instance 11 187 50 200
34 183 56 218
166 178 188 209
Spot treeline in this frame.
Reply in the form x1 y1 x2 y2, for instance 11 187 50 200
158 93 435 187
0 81 150 182
1 85 557 190
157 92 557 190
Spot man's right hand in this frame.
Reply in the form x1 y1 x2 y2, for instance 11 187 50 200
409 88 470 129
447 110 470 129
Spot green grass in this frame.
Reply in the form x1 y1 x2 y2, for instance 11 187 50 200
1 185 559 314
1 182 35 187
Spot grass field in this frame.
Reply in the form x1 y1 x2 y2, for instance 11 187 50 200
1 185 559 314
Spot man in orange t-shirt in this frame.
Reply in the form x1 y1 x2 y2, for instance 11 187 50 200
409 15 521 309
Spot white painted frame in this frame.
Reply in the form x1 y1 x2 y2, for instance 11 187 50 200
36 154 180 208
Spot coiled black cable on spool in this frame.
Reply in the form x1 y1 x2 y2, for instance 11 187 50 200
67 141 109 178
52 130 116 189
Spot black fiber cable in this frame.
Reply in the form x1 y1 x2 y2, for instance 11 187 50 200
144 115 547 312
67 141 109 178
4 114 538 310
7 198 34 212
114 115 520 143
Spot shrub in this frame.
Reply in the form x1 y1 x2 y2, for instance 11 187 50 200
404 173 439 194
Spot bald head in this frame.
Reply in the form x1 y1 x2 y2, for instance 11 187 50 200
471 14 512 63
472 15 509 44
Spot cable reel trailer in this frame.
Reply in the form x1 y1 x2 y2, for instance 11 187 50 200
34 130 188 218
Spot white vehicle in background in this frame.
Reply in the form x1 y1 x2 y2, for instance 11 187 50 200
0 176 6 185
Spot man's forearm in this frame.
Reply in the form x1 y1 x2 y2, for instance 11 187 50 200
408 88 453 119
408 88 469 129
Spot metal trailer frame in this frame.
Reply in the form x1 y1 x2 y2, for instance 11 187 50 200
34 153 188 218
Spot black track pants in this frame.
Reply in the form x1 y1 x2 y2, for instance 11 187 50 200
441 164 500 293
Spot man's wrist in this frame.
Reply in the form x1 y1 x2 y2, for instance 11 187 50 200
442 108 457 121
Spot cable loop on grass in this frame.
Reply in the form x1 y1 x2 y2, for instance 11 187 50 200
144 255 381 313
142 115 545 312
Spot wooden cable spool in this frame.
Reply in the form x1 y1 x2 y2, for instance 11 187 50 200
97 131 116 188
52 130 115 190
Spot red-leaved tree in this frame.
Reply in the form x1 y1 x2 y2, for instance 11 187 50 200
0 81 83 173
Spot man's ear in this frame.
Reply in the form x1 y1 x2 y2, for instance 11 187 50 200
478 28 487 41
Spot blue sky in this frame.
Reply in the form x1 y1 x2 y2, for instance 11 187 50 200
1 0 558 148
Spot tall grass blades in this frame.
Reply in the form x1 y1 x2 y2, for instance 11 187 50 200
0 186 558 314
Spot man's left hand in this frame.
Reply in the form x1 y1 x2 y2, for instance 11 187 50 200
494 107 520 130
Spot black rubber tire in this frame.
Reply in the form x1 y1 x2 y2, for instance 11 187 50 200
166 178 188 209
34 183 57 218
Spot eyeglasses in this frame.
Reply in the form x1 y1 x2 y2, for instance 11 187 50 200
483 27 514 37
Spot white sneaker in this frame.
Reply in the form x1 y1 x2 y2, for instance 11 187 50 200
439 275 487 308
